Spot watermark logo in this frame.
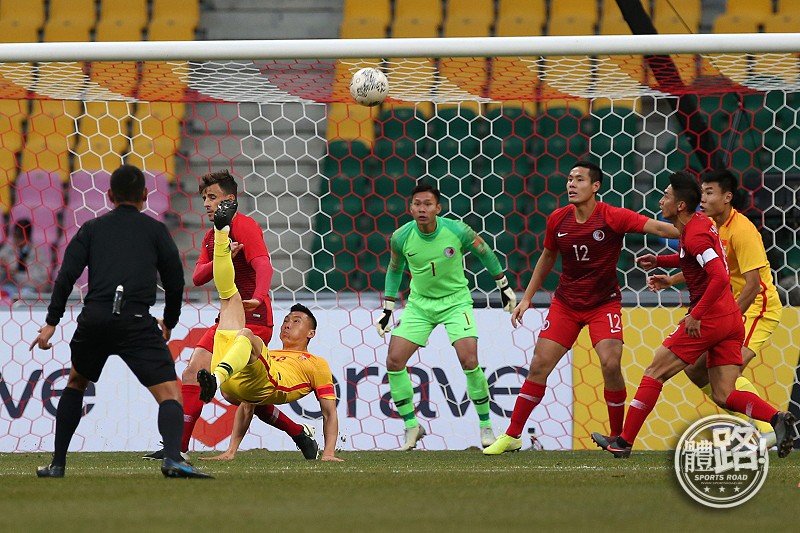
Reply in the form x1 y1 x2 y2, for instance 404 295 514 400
674 414 768 508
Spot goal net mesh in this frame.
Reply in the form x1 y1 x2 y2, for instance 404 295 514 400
1 50 798 452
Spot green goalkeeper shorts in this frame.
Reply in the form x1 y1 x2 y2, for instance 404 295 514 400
392 288 478 347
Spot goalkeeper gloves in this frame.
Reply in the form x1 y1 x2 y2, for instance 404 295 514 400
376 300 395 338
497 277 517 313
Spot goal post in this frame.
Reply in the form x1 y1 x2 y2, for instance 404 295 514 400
0 34 798 453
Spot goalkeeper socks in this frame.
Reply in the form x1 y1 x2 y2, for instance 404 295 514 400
620 376 663 445
213 334 252 385
725 389 778 423
158 399 184 462
506 380 545 438
703 378 775 435
254 405 304 438
388 369 418 428
52 386 85 467
464 366 492 428
213 227 238 299
180 384 204 452
604 388 627 437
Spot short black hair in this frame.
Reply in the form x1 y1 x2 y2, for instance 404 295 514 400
199 170 238 196
110 164 146 203
410 182 441 203
574 159 604 186
291 303 317 331
669 171 701 212
700 169 739 195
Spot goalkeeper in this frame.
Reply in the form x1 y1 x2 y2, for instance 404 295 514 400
375 182 517 451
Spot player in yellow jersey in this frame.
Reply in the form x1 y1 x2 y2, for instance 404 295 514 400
647 169 783 445
196 199 343 461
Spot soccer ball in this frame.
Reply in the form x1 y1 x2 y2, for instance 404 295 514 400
349 67 388 107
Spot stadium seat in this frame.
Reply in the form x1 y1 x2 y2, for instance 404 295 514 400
128 102 184 178
99 0 148 31
724 0 774 19
20 100 81 178
44 0 96 39
95 18 146 42
147 18 197 41
443 0 493 37
0 150 17 214
0 0 45 29
150 0 200 32
327 102 376 145
73 101 133 172
393 0 442 37
11 170 64 249
492 1 544 109
653 0 701 25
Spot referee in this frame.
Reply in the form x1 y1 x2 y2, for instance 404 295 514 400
30 164 211 479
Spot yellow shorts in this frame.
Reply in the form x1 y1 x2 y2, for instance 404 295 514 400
212 329 274 404
743 306 782 355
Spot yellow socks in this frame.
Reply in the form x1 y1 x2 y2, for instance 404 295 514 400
213 335 253 385
213 227 238 299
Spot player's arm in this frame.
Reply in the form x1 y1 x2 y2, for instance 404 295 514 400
642 218 681 239
192 234 214 286
647 271 685 292
319 397 343 462
511 247 558 328
200 402 255 461
459 223 516 312
376 232 407 337
246 255 273 311
737 269 761 314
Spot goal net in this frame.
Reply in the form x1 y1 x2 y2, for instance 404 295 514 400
1 34 798 453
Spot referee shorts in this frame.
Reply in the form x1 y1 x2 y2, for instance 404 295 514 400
69 305 176 387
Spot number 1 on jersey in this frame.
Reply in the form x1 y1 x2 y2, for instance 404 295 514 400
430 261 436 276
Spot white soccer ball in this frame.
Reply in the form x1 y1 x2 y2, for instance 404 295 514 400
349 67 389 107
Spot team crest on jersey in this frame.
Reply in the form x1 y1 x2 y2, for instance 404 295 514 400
443 247 455 257
592 230 605 241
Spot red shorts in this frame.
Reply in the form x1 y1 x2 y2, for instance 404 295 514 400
663 311 744 367
195 322 273 353
538 298 624 348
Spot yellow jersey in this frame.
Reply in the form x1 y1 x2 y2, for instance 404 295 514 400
717 209 782 314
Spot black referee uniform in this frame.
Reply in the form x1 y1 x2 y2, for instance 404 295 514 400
46 204 184 385
35 164 211 479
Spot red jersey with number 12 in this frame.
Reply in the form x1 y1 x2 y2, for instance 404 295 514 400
678 213 739 318
544 202 650 310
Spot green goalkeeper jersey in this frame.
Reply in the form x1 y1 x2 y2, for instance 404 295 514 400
383 216 503 300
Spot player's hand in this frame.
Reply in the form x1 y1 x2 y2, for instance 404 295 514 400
684 314 701 338
29 324 56 351
230 241 243 258
376 300 395 338
636 254 658 270
199 450 236 461
242 299 260 311
647 274 672 292
321 454 344 462
496 276 517 313
157 319 172 341
511 298 530 328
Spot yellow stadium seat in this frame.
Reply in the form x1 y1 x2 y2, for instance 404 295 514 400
343 0 391 27
100 0 148 30
776 0 800 15
340 17 389 38
139 61 190 100
0 99 27 153
548 13 596 36
73 102 133 172
444 0 493 36
764 12 800 32
151 0 200 30
0 20 40 43
148 18 196 41
712 13 760 34
0 149 16 214
0 0 46 30
128 136 178 177
326 102 376 143
89 61 139 97
653 0 701 25
95 18 146 42
47 0 97 31
756 15 800 83
393 0 442 37
42 21 93 43
725 0 774 19
550 2 595 20
495 0 546 36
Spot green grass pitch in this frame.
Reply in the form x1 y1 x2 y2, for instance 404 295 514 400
1 450 797 532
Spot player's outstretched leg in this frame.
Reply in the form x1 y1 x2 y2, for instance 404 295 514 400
292 424 320 460
482 433 522 455
772 411 797 459
590 432 631 459
197 368 219 403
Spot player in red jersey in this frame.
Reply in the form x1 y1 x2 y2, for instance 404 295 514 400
591 171 796 458
144 170 318 460
485 160 680 454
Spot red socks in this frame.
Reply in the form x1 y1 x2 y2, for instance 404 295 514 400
254 405 304 438
725 390 778 422
506 380 546 438
604 388 627 437
620 376 663 445
180 384 204 452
